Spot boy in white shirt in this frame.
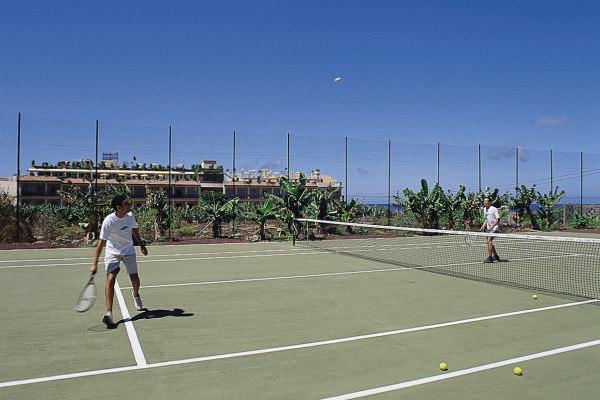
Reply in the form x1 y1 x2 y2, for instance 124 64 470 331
480 197 500 263
90 195 148 326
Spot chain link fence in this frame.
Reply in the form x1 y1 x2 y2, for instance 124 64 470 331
1 112 599 242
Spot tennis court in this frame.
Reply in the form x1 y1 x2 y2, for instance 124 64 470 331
1 239 600 399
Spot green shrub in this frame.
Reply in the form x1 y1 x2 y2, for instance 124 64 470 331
571 212 598 229
175 226 196 236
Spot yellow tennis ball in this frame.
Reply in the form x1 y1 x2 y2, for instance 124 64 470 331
439 362 448 371
513 367 522 375
532 295 538 299
334 77 341 82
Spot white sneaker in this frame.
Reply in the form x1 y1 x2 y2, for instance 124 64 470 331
102 311 114 326
132 292 143 311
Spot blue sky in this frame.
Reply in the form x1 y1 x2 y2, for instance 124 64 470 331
1 0 599 202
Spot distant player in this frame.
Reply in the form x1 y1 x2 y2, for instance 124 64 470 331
481 197 500 263
90 195 148 326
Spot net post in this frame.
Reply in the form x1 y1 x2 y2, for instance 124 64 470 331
305 219 309 248
292 219 296 247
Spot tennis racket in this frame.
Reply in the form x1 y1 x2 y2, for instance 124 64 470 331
75 274 97 312
464 233 479 246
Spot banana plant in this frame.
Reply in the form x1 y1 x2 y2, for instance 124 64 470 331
58 181 110 242
334 196 366 233
268 173 312 237
440 185 466 230
511 184 540 230
198 191 239 238
459 191 483 230
244 197 278 240
536 186 565 229
306 185 340 221
145 185 169 240
395 179 446 229
0 190 17 242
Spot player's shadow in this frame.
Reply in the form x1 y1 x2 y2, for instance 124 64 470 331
115 308 194 326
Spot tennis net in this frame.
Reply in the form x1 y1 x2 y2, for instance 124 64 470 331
297 218 600 301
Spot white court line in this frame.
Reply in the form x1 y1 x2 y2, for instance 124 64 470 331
114 280 147 367
321 338 600 400
120 255 581 290
124 266 417 289
0 248 308 264
0 251 322 269
1 299 597 389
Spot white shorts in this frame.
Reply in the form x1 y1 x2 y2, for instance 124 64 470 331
104 253 138 275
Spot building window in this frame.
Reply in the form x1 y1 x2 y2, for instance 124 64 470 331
203 174 219 182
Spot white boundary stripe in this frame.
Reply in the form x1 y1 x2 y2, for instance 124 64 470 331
120 255 584 290
321 339 600 399
0 251 321 269
1 299 597 389
0 240 292 253
122 266 416 289
0 248 308 264
114 280 147 367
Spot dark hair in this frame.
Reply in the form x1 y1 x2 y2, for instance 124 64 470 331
111 195 130 210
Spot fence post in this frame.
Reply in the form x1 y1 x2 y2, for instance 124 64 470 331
387 139 391 222
95 120 99 195
168 126 172 240
550 149 553 193
232 130 236 232
16 113 21 242
232 130 236 194
437 142 440 185
581 152 583 213
345 136 348 203
478 144 481 193
515 146 519 194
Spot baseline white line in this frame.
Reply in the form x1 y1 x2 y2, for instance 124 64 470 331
114 280 147 367
0 248 308 264
0 251 322 269
1 299 596 388
321 339 600 399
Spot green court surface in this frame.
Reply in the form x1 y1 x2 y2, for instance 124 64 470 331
1 241 600 399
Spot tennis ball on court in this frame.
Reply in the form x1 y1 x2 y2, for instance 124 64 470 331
439 362 448 371
532 295 538 299
513 367 522 375
334 77 341 82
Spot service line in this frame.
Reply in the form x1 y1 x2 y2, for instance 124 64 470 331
1 299 597 389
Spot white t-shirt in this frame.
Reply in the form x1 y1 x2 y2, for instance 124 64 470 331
99 212 138 255
483 205 499 232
